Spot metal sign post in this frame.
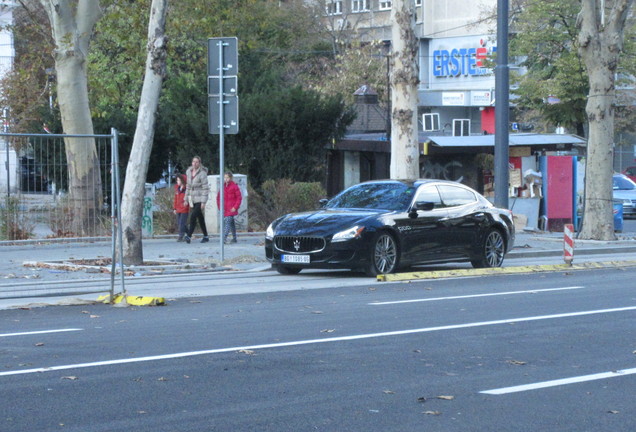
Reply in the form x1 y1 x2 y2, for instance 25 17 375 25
208 37 239 262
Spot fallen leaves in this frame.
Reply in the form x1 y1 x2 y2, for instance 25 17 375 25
382 390 395 395
423 411 442 416
320 329 335 333
436 395 455 400
61 376 78 381
237 349 255 355
507 360 527 366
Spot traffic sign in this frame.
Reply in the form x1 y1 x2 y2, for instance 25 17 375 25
208 96 239 135
208 37 238 76
208 76 238 96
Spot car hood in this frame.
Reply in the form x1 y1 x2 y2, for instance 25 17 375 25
613 190 636 200
272 209 385 237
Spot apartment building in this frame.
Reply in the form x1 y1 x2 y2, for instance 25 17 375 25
323 0 498 136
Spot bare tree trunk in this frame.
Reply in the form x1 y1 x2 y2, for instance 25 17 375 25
120 0 168 265
390 0 420 180
40 0 103 236
577 0 633 240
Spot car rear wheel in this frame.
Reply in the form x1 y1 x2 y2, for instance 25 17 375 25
471 229 505 268
366 232 399 276
275 265 302 275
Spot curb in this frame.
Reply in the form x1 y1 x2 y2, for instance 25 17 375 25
509 246 636 259
377 260 636 282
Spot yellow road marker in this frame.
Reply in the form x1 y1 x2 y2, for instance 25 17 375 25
377 261 636 282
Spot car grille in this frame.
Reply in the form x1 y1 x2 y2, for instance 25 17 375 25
274 236 326 253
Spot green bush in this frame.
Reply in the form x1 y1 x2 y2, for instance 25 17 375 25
0 196 34 240
248 179 326 231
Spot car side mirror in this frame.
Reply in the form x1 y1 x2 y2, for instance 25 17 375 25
415 201 435 211
408 201 435 218
319 198 328 208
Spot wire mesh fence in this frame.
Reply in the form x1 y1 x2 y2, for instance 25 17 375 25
615 145 636 174
0 133 114 241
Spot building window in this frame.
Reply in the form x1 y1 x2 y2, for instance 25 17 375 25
415 0 422 5
379 0 392 10
352 0 370 12
453 119 471 136
326 0 343 15
422 113 440 131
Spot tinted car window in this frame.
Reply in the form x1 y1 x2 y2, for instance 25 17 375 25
613 175 636 190
326 183 415 211
414 186 443 209
438 184 477 207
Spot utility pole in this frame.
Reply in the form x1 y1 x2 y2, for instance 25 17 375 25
494 0 510 209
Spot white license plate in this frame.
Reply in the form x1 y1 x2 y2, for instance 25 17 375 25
282 254 310 264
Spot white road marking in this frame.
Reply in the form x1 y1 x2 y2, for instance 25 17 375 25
369 286 585 305
1 305 635 377
481 367 636 395
0 328 83 338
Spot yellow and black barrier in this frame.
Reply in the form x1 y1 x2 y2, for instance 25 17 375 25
97 294 166 306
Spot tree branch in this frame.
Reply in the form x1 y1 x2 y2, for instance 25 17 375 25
77 0 102 55
577 0 598 49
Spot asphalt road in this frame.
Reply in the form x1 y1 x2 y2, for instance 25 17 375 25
2 267 636 431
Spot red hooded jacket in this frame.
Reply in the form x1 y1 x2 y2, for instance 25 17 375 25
173 175 189 214
217 180 242 217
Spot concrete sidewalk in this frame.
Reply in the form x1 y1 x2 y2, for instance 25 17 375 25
1 230 636 282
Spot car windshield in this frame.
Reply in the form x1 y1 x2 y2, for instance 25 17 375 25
613 176 636 190
325 183 415 211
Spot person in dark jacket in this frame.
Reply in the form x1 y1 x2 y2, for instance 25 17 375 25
216 171 242 244
173 174 189 242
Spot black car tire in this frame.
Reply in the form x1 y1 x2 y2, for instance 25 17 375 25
471 229 505 268
275 265 302 275
366 231 399 276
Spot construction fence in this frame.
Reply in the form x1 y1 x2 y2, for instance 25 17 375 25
0 132 116 241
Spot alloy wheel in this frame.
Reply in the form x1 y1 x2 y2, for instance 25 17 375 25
373 234 397 274
484 230 505 267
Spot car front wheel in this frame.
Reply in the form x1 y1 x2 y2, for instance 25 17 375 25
471 229 505 268
366 232 399 276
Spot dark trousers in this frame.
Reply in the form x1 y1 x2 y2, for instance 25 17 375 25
223 216 236 241
176 213 188 238
187 203 208 237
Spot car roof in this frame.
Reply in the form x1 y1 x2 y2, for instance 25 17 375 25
359 179 468 188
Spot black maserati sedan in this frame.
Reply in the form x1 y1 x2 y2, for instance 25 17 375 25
265 179 515 276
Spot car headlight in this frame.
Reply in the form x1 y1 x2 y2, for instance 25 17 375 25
266 223 275 240
331 226 365 243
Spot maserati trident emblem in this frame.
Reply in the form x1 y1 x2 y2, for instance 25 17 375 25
293 239 301 251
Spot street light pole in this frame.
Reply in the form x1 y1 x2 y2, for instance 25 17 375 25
494 0 510 209
383 40 391 142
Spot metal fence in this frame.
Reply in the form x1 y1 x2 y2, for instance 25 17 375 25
615 145 636 173
0 130 125 301
0 132 114 240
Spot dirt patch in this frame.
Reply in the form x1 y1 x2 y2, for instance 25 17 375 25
23 257 214 275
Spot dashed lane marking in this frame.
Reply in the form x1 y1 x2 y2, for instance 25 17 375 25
481 367 636 395
0 328 83 338
368 286 585 305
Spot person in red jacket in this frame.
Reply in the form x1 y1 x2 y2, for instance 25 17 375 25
173 174 189 241
216 171 242 244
